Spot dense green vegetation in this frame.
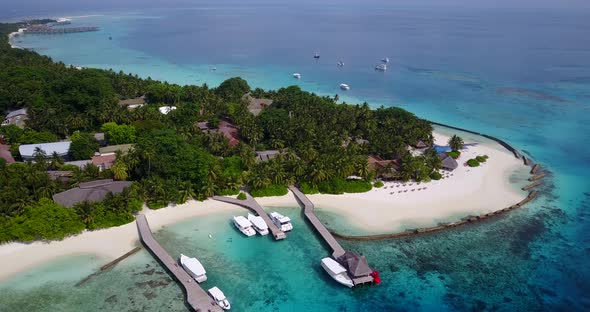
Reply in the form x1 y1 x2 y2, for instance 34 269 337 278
0 20 439 242
237 192 247 200
373 181 384 188
447 150 461 159
467 159 480 167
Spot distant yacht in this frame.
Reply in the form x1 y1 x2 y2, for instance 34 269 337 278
269 212 293 232
375 64 387 71
321 257 354 288
293 73 301 79
179 254 207 283
233 216 256 236
212 66 217 71
208 287 231 310
381 57 390 63
337 60 344 67
247 213 269 236
314 52 320 59
340 83 350 90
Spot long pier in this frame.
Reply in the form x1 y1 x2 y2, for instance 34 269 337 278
212 194 286 240
288 186 374 286
136 214 222 312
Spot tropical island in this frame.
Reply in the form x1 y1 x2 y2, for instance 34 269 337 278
0 20 535 280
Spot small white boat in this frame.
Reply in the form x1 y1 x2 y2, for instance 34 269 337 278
269 212 293 232
314 52 320 59
179 254 207 283
381 57 390 63
233 216 256 236
375 64 387 71
340 83 350 90
321 257 354 288
337 60 344 67
208 286 231 310
293 73 301 79
247 213 269 235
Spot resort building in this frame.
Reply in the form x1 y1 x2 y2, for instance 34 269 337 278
337 251 374 284
438 153 459 171
199 120 240 147
158 106 177 115
19 141 71 161
0 144 15 164
368 155 401 179
99 144 134 156
93 132 106 146
118 96 146 110
92 154 116 171
243 93 273 116
255 150 281 162
47 170 74 182
2 108 28 128
63 159 92 168
52 179 133 208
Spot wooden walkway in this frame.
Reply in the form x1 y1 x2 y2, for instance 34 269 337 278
136 214 222 312
287 186 346 258
212 194 286 240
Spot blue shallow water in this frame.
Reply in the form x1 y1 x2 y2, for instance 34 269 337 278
2 2 590 311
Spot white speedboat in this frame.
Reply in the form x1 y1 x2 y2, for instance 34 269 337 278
337 60 344 67
233 216 256 236
179 254 207 283
340 83 350 90
269 212 293 232
208 287 231 310
293 73 301 79
247 213 269 236
321 257 354 288
375 64 387 71
381 57 389 63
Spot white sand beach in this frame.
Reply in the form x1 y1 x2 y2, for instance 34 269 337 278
0 200 241 281
0 127 530 280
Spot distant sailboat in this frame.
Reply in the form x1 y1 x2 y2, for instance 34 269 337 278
314 52 320 59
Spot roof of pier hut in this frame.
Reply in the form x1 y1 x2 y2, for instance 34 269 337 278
338 251 372 277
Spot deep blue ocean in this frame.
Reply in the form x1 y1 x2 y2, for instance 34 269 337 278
1 1 590 311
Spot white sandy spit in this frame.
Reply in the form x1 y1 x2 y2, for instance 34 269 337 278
0 200 241 281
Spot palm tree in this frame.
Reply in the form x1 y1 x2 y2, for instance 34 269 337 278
75 201 95 228
49 152 64 170
111 160 128 181
448 135 464 151
177 182 196 203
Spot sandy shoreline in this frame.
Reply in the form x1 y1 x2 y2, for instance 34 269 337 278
0 127 530 281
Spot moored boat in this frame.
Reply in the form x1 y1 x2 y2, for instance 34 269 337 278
381 57 389 63
269 212 293 232
375 63 387 71
247 213 269 235
340 83 350 90
208 286 231 310
179 254 207 283
321 257 354 288
293 73 301 79
233 216 256 236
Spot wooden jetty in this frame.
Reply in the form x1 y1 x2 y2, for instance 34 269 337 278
212 194 286 240
530 164 541 174
288 186 374 286
522 181 542 191
24 25 99 34
529 173 546 181
136 214 222 312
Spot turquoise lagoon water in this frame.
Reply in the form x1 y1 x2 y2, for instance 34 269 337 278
2 2 590 311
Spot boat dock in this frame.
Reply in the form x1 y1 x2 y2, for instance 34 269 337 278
135 214 222 312
288 186 374 286
212 194 286 240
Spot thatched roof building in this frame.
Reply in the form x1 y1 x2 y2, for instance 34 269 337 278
438 153 458 171
52 179 132 208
